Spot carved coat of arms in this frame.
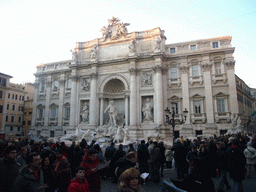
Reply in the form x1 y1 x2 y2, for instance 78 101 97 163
100 17 130 41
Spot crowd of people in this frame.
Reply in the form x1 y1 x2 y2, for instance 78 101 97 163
0 132 255 192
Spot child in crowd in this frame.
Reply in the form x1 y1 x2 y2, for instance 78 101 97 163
68 166 89 192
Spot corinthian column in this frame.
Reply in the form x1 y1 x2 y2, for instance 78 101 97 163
70 70 79 127
44 77 51 126
89 72 98 126
129 68 138 126
58 75 65 126
152 65 164 124
31 78 39 127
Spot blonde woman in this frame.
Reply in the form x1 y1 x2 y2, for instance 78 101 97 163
118 168 141 192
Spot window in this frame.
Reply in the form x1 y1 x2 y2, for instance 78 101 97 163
10 126 13 131
67 78 72 89
6 115 8 122
29 111 32 115
254 92 256 98
194 101 201 113
55 64 59 69
170 48 176 54
0 105 2 113
39 108 44 119
8 93 10 98
28 120 31 125
51 108 57 118
7 104 9 110
215 62 221 75
23 121 26 125
192 65 199 77
12 94 14 99
196 130 203 135
171 67 177 79
43 67 46 71
27 96 29 100
65 107 70 118
18 127 20 131
213 42 219 48
18 117 22 122
22 96 24 101
40 81 45 91
19 95 21 100
217 99 225 112
15 95 17 100
0 77 6 87
0 91 3 98
53 81 59 90
12 105 15 111
11 116 14 122
50 131 55 137
190 45 196 51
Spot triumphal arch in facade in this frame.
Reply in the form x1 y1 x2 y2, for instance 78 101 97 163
31 17 239 141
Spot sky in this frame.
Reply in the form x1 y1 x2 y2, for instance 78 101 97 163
1 0 256 88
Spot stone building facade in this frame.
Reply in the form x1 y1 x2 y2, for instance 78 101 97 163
31 18 240 139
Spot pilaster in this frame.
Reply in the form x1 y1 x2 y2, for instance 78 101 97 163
89 72 98 126
70 69 79 127
129 67 139 126
58 74 65 126
44 77 51 126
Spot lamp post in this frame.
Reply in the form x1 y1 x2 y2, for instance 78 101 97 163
164 103 188 144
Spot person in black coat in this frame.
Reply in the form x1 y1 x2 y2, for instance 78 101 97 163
225 139 246 192
158 141 166 177
41 155 56 192
137 140 149 174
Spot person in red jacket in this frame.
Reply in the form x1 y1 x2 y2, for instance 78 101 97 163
80 148 101 192
68 166 89 192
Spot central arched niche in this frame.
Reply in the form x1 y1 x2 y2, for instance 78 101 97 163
102 78 126 126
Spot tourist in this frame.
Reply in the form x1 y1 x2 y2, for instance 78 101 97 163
12 152 45 192
137 140 149 174
0 145 20 192
104 142 116 179
158 141 166 177
68 166 89 192
17 146 27 167
53 149 71 192
171 158 215 192
243 141 256 179
225 139 246 192
41 155 56 192
115 151 137 180
147 141 161 183
71 145 85 177
118 167 141 192
80 148 102 192
165 145 173 169
127 143 136 153
216 142 231 192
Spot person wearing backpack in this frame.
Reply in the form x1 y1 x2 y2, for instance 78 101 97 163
243 141 256 179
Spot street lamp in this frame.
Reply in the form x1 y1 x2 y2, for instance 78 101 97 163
164 103 188 144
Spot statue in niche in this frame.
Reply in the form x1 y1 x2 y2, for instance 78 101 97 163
81 78 90 91
142 72 152 86
129 40 136 53
100 26 111 41
81 103 89 122
142 98 153 122
231 113 239 127
71 49 78 63
154 36 161 51
104 100 119 127
90 45 97 60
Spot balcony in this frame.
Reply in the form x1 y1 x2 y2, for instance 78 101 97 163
215 112 231 123
191 113 206 123
168 78 181 87
48 118 58 126
35 118 44 126
212 73 227 84
63 118 70 126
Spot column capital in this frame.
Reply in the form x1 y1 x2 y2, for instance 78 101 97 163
202 63 212 72
46 80 52 87
152 65 163 73
71 75 80 81
225 61 235 69
90 72 98 79
179 66 189 74
129 68 139 75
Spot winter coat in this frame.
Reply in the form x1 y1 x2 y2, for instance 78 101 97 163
244 146 256 164
104 146 116 161
42 166 56 192
68 177 89 192
171 142 188 165
147 146 160 164
17 155 27 167
225 145 246 182
216 148 228 171
0 157 21 192
80 152 101 192
12 166 45 192
115 157 136 178
53 156 71 192
186 151 198 163
159 145 166 164
137 143 149 163
165 149 173 162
